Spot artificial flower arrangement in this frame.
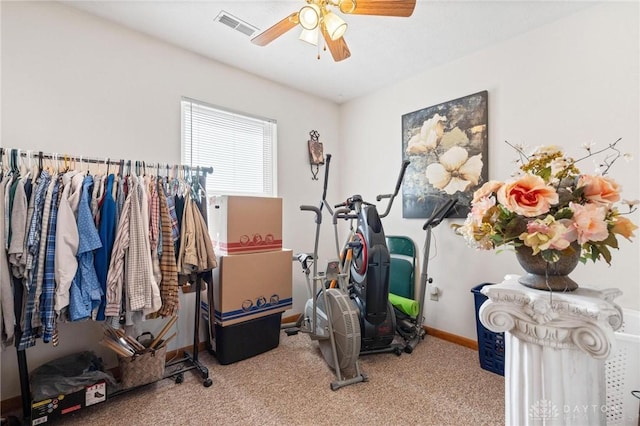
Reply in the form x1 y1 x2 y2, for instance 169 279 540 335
452 138 638 265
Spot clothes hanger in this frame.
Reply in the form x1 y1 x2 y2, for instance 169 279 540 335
0 148 4 180
23 150 33 178
10 149 18 176
37 151 43 179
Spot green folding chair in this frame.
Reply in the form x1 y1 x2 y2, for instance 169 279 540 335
386 235 417 300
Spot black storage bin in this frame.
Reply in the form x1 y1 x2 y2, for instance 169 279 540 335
210 312 282 365
471 283 505 376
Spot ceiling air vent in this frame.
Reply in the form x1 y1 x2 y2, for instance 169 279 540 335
215 11 258 37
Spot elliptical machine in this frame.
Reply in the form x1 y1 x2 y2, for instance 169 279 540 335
282 154 367 391
329 158 410 356
283 154 410 389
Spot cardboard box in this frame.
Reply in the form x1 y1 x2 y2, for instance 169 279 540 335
212 249 292 326
209 196 282 255
31 381 107 425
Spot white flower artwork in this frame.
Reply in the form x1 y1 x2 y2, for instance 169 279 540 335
401 91 488 218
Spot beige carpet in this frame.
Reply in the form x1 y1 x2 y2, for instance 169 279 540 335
48 332 505 425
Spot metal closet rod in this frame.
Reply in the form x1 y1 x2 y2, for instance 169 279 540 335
0 147 213 174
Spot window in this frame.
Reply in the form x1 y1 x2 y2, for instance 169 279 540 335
181 98 277 196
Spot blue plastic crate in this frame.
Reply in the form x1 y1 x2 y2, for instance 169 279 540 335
471 283 505 376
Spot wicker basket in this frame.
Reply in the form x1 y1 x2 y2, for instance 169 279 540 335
119 346 167 389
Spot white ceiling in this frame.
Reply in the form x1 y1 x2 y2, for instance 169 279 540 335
61 0 597 104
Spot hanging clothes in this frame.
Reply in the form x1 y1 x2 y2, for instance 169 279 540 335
176 194 216 279
68 174 103 322
105 173 161 323
94 174 117 321
127 174 160 313
54 171 83 314
144 175 163 310
156 178 179 317
7 176 29 279
39 176 61 342
32 173 59 330
0 175 16 348
104 178 132 322
2 150 214 349
18 169 52 350
147 175 160 253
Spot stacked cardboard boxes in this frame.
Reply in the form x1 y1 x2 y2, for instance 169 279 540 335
206 196 292 364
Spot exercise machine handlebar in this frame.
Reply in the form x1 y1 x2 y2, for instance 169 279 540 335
378 160 411 219
300 205 322 224
332 207 355 224
422 198 457 230
321 154 333 215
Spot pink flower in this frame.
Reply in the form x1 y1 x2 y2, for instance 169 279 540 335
469 196 496 225
519 216 576 255
497 174 559 217
611 216 638 241
577 175 621 205
472 180 503 203
569 202 609 244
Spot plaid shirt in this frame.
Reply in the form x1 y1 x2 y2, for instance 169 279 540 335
127 177 153 312
32 174 58 329
25 170 51 274
40 177 61 342
157 187 179 317
18 170 51 350
164 187 180 243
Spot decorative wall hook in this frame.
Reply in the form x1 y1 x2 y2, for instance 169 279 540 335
307 129 324 180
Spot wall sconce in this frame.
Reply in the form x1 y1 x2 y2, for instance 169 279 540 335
307 130 324 180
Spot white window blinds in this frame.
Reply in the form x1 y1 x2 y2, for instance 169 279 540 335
181 98 277 196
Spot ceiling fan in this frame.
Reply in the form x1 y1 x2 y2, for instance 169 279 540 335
251 0 417 62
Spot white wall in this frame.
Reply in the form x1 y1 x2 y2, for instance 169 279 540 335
2 0 638 403
340 2 639 340
0 1 341 400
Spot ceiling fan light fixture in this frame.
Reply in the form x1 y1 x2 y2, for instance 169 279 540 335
299 27 319 45
299 4 320 30
323 11 348 41
338 0 357 14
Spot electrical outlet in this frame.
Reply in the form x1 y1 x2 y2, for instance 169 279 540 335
429 284 439 301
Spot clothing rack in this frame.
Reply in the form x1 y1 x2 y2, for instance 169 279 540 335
0 148 213 177
2 148 214 422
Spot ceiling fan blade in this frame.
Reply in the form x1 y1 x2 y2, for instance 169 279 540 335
320 25 351 62
343 0 416 17
251 12 300 46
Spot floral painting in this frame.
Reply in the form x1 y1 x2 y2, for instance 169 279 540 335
402 91 488 219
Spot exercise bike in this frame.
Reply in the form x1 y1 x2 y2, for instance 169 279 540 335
327 156 410 356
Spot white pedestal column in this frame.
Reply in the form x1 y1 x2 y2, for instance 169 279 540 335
479 275 622 426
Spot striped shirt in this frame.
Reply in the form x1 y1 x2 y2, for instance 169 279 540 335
104 184 132 319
